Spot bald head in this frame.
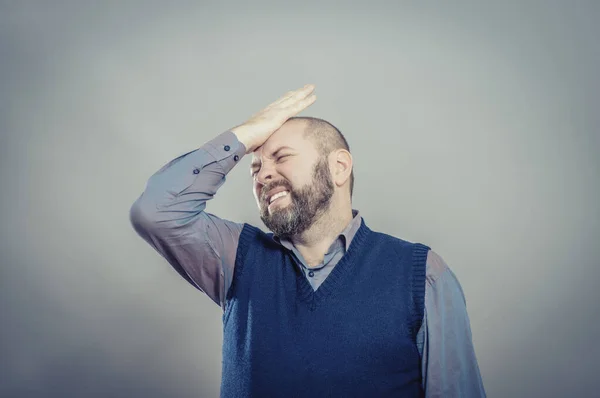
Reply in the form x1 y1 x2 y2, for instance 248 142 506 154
285 116 354 197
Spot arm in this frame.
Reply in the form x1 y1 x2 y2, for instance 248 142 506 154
419 251 487 398
129 84 317 308
129 131 246 307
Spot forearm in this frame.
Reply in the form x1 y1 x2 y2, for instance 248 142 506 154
230 125 255 154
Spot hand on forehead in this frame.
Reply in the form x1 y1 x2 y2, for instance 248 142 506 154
252 119 311 158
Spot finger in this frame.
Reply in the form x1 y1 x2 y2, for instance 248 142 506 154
280 84 315 106
274 84 314 107
274 89 296 104
257 85 315 117
288 93 317 115
260 91 294 114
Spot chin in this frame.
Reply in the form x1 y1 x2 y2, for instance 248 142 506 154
268 204 287 215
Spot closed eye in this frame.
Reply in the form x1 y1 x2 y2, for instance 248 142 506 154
250 155 292 176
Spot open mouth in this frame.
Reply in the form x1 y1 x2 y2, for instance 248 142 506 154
267 190 290 208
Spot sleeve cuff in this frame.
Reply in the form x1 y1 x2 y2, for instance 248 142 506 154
203 130 247 172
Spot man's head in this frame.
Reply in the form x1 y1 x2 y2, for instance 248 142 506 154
250 117 354 239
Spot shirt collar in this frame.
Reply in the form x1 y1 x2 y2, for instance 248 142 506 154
273 209 362 253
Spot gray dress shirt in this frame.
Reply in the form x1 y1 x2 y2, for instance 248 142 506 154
129 130 487 397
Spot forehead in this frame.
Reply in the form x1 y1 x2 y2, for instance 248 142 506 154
251 120 314 164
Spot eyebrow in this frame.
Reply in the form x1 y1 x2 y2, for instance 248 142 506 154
250 146 295 169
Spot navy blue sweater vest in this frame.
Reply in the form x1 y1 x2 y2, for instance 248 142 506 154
221 219 430 398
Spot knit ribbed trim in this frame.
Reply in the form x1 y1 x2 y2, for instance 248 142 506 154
225 223 262 303
295 218 372 306
410 243 429 339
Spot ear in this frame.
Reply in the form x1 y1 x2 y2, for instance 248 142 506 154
330 149 353 189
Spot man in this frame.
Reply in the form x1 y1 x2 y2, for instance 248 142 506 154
129 84 487 397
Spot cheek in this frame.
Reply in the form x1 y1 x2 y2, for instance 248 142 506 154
252 183 261 201
288 172 312 190
281 163 306 185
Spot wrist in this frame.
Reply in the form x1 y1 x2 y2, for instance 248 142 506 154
231 125 254 153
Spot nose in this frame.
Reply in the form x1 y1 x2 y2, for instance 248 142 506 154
255 162 277 186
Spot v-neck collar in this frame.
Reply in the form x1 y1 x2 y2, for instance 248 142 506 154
294 218 371 308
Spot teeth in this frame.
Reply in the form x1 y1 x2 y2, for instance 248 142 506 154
269 191 289 203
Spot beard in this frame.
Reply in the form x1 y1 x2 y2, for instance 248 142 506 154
259 157 334 239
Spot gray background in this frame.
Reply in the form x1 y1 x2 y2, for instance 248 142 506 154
1 1 599 397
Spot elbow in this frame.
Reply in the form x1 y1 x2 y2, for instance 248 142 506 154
129 196 161 235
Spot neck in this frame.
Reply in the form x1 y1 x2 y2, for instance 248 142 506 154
291 198 354 267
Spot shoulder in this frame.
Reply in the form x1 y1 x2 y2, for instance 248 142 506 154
369 229 434 270
425 250 451 286
368 229 418 252
366 225 450 281
373 229 448 285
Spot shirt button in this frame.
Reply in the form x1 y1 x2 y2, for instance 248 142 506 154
234 155 239 161
193 168 200 174
308 270 315 277
224 145 231 151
